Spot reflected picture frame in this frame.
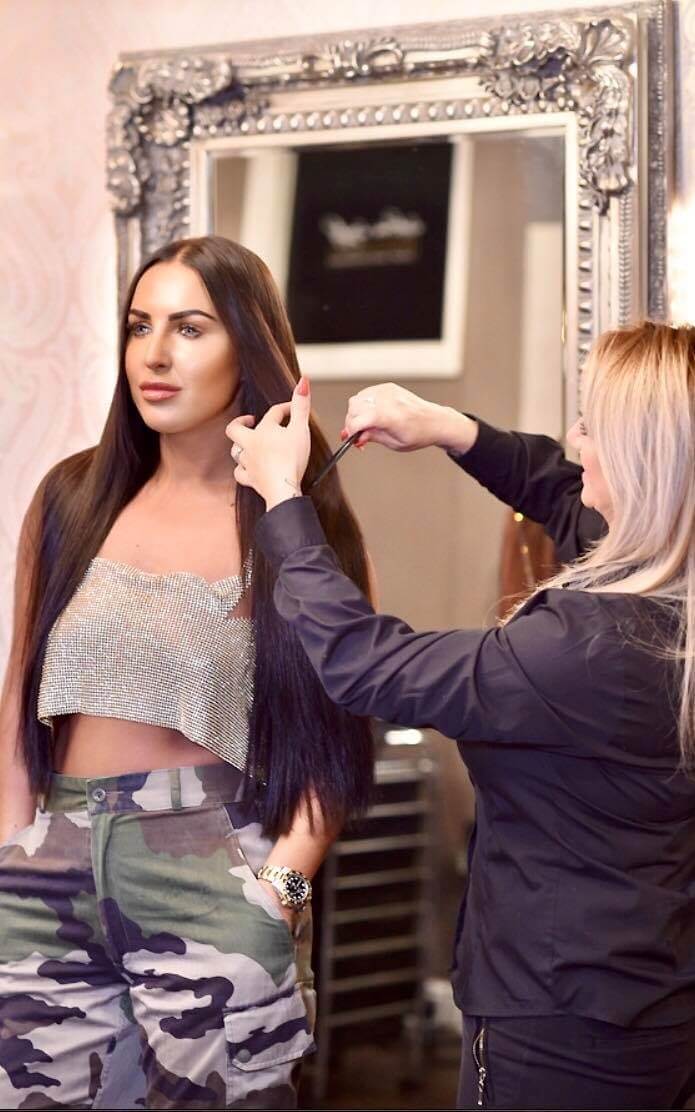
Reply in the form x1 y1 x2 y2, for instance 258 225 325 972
205 132 473 379
288 137 470 378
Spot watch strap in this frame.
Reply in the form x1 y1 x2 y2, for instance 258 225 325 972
256 864 312 908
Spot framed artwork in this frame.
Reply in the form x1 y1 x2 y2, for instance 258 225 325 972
287 138 471 378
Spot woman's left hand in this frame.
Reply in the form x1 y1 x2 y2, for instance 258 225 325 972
226 377 312 510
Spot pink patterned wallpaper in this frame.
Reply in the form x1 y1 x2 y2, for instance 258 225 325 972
0 0 689 665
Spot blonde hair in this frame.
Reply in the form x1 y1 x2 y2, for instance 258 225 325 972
514 320 695 768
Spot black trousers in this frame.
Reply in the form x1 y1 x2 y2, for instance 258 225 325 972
458 1014 695 1110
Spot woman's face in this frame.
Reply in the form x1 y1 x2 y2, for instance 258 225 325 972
125 260 239 434
566 416 613 522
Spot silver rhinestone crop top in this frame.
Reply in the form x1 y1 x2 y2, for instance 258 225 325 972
37 556 254 772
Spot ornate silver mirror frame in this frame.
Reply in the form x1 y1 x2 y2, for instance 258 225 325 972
107 1 671 413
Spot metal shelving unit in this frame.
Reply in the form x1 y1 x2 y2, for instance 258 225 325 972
307 745 436 1104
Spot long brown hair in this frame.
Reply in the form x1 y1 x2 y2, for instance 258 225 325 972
20 236 374 835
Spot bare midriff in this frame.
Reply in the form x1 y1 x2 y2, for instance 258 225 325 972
53 715 226 777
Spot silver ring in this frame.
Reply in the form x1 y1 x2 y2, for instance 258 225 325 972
231 442 244 464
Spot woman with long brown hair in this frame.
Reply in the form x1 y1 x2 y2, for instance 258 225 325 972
230 321 695 1109
0 235 372 1110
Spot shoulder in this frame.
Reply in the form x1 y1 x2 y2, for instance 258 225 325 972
18 448 97 556
513 586 665 628
42 447 96 491
510 586 620 636
484 590 677 755
36 447 97 514
503 588 668 680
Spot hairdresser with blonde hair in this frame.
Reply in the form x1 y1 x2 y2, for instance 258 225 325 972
228 320 695 1110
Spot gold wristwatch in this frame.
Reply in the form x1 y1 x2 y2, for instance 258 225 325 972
256 864 312 911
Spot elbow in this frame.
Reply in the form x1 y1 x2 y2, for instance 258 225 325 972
324 679 372 718
318 662 377 718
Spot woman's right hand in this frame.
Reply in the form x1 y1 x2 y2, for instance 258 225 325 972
341 383 478 454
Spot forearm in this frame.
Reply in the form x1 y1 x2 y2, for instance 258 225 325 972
1 492 42 843
431 407 479 454
263 792 341 880
0 776 35 843
257 791 341 925
447 417 605 560
0 701 35 842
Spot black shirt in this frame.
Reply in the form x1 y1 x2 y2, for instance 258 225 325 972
256 419 695 1027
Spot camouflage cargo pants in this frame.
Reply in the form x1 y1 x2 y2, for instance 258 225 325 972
0 764 316 1109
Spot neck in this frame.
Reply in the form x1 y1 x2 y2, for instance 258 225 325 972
155 410 236 491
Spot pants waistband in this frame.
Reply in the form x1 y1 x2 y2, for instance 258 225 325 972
43 764 252 815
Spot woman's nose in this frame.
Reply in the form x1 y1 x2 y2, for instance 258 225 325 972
566 419 581 449
144 331 171 370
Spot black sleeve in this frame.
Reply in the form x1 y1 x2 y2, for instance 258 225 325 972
255 498 622 751
449 418 606 563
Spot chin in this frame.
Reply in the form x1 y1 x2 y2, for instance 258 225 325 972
134 411 175 434
134 406 200 435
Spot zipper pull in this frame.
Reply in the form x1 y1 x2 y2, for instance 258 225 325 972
472 1020 488 1107
477 1064 487 1107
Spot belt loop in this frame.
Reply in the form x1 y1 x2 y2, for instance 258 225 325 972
169 768 183 810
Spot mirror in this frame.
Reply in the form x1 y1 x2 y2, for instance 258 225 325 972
210 131 563 384
212 135 472 378
107 6 671 1105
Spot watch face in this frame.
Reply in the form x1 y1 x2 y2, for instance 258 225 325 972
284 871 310 907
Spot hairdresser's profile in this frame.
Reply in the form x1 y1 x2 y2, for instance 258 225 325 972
228 321 695 1110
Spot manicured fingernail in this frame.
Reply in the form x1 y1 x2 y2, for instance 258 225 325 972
297 376 310 396
340 428 348 440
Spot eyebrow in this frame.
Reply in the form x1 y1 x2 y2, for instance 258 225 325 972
127 308 217 322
